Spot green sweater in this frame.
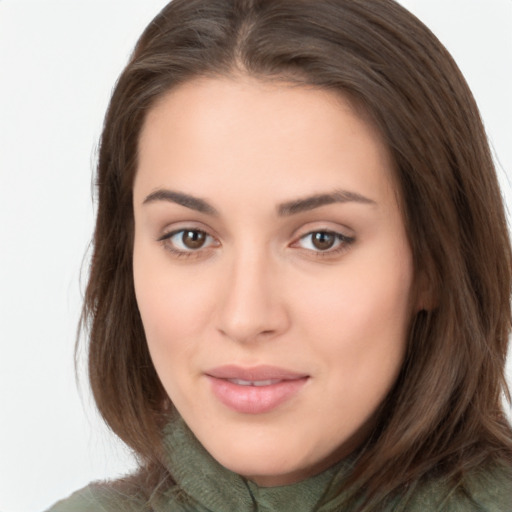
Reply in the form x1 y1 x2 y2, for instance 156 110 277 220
46 418 512 512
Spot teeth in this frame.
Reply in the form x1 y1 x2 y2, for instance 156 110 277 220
253 379 278 386
228 378 280 386
229 379 253 386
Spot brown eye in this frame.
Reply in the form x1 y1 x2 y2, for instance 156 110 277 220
311 232 336 251
295 230 355 254
159 228 217 254
181 230 207 249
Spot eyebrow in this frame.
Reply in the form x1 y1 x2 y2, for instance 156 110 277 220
143 189 218 215
142 188 375 216
277 190 376 216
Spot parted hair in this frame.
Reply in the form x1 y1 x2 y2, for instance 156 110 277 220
83 0 512 508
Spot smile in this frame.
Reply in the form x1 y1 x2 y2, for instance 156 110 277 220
205 365 309 414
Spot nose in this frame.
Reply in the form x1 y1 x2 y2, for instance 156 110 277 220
215 248 290 344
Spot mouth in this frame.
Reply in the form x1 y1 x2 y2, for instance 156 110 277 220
205 365 310 414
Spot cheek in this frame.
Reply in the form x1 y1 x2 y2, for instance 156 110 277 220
298 262 412 337
295 247 413 387
132 241 216 361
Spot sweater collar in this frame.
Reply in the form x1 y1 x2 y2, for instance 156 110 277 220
159 415 356 512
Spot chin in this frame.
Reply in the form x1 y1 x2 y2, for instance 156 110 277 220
199 430 337 487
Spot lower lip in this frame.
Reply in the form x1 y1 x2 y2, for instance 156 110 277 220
207 376 309 414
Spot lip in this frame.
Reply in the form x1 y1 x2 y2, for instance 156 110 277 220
205 365 309 414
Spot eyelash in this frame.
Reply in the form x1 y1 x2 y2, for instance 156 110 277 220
157 228 355 259
293 230 355 257
157 229 219 259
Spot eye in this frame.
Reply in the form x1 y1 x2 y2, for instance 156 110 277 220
296 230 354 253
158 229 218 254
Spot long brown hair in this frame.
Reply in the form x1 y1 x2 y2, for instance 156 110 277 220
83 0 512 508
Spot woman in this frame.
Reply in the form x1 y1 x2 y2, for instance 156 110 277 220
48 0 512 510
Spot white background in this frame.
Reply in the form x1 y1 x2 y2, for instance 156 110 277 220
0 1 511 511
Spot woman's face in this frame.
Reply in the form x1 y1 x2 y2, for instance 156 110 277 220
133 77 418 486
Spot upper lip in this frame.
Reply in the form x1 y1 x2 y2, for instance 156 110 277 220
205 365 309 381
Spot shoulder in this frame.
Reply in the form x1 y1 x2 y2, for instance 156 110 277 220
459 462 512 511
404 462 512 512
44 481 148 512
44 479 200 512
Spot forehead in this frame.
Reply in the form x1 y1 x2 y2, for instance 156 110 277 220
135 76 397 209
140 76 378 145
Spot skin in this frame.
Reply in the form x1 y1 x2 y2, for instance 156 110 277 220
133 76 421 486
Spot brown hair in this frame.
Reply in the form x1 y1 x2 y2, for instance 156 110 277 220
83 0 512 508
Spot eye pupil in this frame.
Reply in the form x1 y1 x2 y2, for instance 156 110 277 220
312 232 336 250
182 230 206 249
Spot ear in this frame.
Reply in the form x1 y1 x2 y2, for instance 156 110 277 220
414 269 437 312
